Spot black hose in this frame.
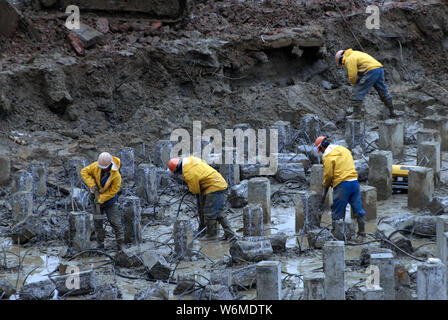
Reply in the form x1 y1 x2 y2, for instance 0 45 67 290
387 229 435 240
176 190 191 218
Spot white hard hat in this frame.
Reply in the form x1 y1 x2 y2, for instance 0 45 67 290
97 152 112 169
335 50 345 66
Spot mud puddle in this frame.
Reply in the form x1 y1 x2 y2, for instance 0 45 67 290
0 182 437 300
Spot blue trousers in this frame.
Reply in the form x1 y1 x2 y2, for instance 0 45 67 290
352 67 392 101
331 180 365 220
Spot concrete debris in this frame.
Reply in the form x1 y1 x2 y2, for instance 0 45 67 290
0 279 15 299
354 286 384 300
244 233 287 253
72 23 105 49
152 140 174 168
229 238 273 263
19 279 56 300
11 215 38 244
271 120 294 153
429 197 448 215
87 284 122 300
173 273 196 295
394 263 412 300
199 285 234 300
141 251 171 280
354 160 369 182
307 228 335 249
277 152 310 171
68 211 93 251
114 243 154 268
399 215 439 236
230 265 257 289
69 188 90 210
275 162 306 183
134 282 169 300
376 223 413 254
359 247 393 267
303 273 325 300
297 145 319 165
210 270 232 287
51 270 99 296
228 180 248 208
294 191 321 232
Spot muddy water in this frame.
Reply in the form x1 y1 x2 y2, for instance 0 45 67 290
0 185 434 300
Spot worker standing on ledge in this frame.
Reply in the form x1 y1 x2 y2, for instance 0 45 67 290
81 152 125 250
335 48 397 120
167 156 238 241
315 136 366 237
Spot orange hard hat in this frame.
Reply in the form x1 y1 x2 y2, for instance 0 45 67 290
335 50 344 66
168 158 181 173
315 136 328 153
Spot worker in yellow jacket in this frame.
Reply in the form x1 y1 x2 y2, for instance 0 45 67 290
168 156 237 240
335 48 397 120
315 136 366 237
81 152 124 250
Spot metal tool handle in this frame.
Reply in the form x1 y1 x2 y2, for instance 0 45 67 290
94 190 101 215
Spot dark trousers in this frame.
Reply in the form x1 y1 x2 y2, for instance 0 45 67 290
90 194 123 243
199 190 234 238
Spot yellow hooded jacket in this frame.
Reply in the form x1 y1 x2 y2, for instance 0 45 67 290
182 156 227 195
342 49 383 85
80 156 122 205
322 145 358 188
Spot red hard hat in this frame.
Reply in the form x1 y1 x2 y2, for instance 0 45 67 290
315 136 328 153
168 158 181 172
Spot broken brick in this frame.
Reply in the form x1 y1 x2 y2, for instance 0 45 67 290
152 21 162 29
67 33 85 56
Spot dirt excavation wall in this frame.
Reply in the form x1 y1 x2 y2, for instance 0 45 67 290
0 0 20 37
0 1 447 152
0 0 448 302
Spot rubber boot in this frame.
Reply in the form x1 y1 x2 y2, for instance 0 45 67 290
379 95 397 119
217 216 238 241
347 100 363 120
116 237 125 251
93 220 105 250
357 215 366 237
203 219 218 240
384 98 397 118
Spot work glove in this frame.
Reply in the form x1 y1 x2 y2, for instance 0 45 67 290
90 185 99 194
94 198 101 205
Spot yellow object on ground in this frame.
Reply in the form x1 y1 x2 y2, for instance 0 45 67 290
392 164 420 178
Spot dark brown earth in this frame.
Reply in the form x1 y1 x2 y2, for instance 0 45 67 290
0 0 448 301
